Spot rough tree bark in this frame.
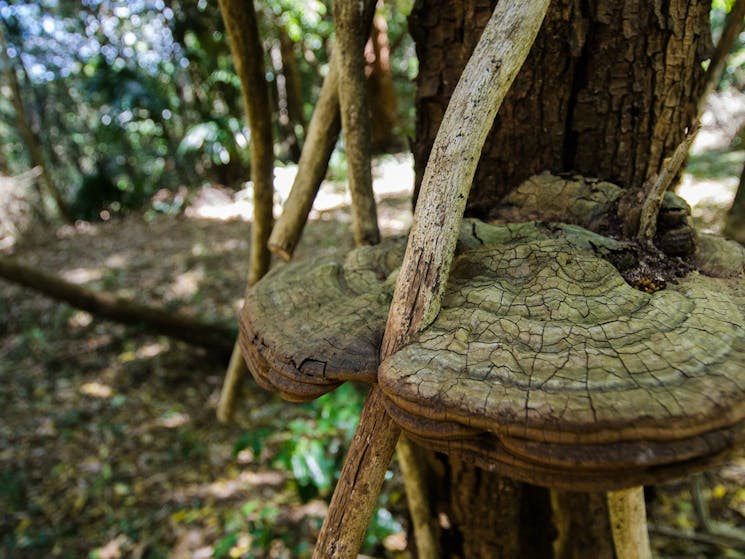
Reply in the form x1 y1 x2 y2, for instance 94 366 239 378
411 0 710 215
407 1 711 556
217 0 275 422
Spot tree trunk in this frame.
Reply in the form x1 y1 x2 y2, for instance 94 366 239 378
335 0 381 247
365 2 401 152
217 0 275 421
408 1 711 556
411 0 710 216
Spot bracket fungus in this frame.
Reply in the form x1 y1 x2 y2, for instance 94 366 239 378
239 240 404 401
240 217 745 493
239 163 745 494
378 220 745 491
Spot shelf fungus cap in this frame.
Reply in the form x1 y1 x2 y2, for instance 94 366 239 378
239 240 404 401
379 221 745 491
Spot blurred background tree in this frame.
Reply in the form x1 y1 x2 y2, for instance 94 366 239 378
0 0 417 223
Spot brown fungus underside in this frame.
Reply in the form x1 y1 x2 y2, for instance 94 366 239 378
239 179 745 490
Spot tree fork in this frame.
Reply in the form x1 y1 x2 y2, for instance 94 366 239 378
217 0 275 422
267 0 379 261
313 2 549 556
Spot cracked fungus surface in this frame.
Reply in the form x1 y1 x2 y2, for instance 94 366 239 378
239 240 404 401
379 224 745 490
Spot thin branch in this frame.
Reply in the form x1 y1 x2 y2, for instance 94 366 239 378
216 0 275 422
267 55 342 261
267 0 379 261
637 123 699 243
650 523 745 551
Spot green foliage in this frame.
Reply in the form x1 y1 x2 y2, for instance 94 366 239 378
273 383 362 499
230 383 403 556
710 0 745 88
0 0 421 222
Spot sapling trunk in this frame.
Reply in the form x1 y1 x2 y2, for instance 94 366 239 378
334 0 380 246
607 487 653 559
217 0 274 422
267 0 379 261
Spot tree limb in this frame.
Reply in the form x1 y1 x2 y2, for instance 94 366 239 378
268 0 379 261
334 0 380 247
0 255 235 356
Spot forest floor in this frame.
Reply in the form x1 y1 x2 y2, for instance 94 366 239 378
3 92 745 558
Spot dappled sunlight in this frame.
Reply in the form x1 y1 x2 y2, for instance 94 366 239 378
104 253 129 269
61 267 104 283
80 381 113 399
181 155 416 238
675 90 745 235
67 310 93 328
136 341 168 359
204 471 287 500
171 267 205 299
679 173 737 234
157 410 191 429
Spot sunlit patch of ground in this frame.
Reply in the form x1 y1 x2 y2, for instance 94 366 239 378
184 153 414 238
